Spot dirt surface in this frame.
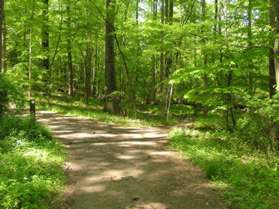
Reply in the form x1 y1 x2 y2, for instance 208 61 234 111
37 111 226 209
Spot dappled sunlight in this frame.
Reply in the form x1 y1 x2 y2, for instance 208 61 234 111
117 154 137 160
37 111 226 209
128 202 168 209
67 162 83 171
80 184 107 193
23 148 48 159
101 168 144 181
148 150 175 157
23 147 63 164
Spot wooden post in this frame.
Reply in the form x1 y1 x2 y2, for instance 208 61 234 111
29 99 36 121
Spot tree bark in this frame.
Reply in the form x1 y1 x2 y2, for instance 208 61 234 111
247 0 254 93
42 0 50 93
104 0 119 113
201 0 208 88
28 29 32 99
0 0 4 73
160 0 165 95
165 0 173 78
214 0 218 34
151 0 158 102
67 3 74 96
84 45 92 105
269 0 279 97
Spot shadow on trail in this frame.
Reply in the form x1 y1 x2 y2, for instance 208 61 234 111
38 111 225 209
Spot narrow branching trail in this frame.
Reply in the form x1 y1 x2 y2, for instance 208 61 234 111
38 111 225 209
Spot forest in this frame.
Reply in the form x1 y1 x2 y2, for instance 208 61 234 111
0 0 279 209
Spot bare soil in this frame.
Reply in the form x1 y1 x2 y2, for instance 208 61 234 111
37 111 226 209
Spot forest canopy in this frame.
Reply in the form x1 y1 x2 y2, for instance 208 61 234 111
0 0 278 133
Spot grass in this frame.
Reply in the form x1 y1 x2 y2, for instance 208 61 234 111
170 124 279 209
0 115 65 209
37 95 180 127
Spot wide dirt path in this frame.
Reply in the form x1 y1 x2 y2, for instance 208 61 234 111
38 111 225 209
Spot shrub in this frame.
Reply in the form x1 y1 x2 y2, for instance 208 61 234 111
0 74 24 116
0 116 65 209
236 113 271 151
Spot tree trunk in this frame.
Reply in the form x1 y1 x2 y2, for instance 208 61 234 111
201 0 208 89
2 12 6 72
247 0 254 93
214 0 218 34
0 0 4 73
84 45 92 105
28 29 32 99
42 0 50 93
165 0 173 78
67 4 74 96
104 0 119 113
269 0 279 97
160 0 165 95
151 0 158 102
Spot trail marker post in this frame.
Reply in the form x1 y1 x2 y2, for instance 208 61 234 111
29 99 36 121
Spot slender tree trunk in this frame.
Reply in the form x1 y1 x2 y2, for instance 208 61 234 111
166 83 173 121
0 0 4 73
28 4 35 99
269 0 279 97
67 4 74 96
2 12 6 71
201 0 208 88
151 0 158 102
104 0 119 113
164 0 173 115
67 41 74 96
165 0 173 78
160 0 165 95
28 29 32 99
214 0 218 34
270 0 279 87
269 0 279 143
247 0 254 93
269 49 276 97
84 45 92 105
132 0 140 105
42 0 50 93
92 41 98 96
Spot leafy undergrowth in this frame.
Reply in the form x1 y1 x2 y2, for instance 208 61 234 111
0 116 65 209
170 127 279 209
38 96 178 127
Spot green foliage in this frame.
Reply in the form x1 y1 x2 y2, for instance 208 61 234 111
170 127 279 209
236 113 271 150
0 116 65 209
0 74 24 115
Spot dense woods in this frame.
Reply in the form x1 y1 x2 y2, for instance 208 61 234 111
0 1 278 112
0 0 278 142
1 0 279 209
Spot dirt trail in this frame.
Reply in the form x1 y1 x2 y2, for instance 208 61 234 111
37 111 225 209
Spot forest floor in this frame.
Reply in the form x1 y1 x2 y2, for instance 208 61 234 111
37 111 226 209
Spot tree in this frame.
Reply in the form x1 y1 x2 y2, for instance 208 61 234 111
42 0 50 94
269 0 279 97
104 0 118 113
66 2 74 96
0 0 4 73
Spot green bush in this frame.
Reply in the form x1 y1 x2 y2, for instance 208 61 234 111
236 113 271 151
0 116 65 209
0 74 24 116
